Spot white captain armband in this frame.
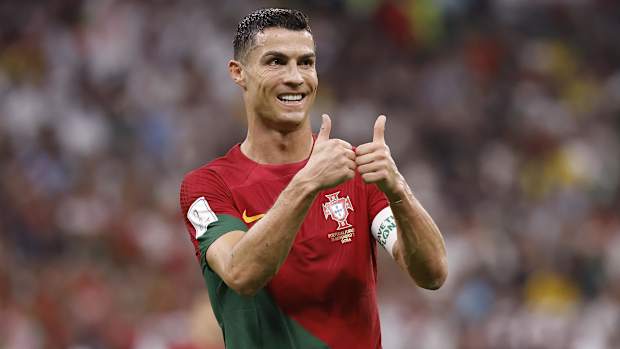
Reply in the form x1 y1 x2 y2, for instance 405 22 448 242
371 206 398 258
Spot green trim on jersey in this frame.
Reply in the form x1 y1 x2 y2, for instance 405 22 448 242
197 214 248 271
197 214 329 349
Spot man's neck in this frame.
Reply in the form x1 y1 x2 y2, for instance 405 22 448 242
241 123 313 164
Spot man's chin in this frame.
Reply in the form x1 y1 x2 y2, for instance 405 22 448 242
269 111 308 131
281 111 307 122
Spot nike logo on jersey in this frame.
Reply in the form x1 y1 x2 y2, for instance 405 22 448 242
242 210 265 223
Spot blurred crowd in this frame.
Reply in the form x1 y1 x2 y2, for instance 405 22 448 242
1 0 619 348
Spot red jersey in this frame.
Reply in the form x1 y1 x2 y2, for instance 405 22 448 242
180 143 389 349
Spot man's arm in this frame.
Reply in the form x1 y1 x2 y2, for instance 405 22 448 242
206 175 317 296
206 114 356 296
387 179 448 290
356 115 448 290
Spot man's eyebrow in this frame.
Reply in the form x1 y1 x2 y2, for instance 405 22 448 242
262 51 316 59
262 51 286 58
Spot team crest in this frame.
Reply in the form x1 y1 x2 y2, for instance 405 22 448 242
323 191 354 229
323 191 356 244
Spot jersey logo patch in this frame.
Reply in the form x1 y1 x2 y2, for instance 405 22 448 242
323 191 354 229
323 191 356 244
242 210 265 224
187 197 218 239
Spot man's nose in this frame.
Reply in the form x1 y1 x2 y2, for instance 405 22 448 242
283 62 304 87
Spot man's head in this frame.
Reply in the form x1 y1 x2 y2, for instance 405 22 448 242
229 8 318 132
233 8 312 63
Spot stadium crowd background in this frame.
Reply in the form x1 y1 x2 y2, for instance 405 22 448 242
1 0 619 348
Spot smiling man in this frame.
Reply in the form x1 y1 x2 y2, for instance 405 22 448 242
179 8 447 349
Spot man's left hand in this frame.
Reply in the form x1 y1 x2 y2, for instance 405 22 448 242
355 115 404 200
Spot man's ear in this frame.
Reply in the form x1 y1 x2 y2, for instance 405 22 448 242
228 60 246 89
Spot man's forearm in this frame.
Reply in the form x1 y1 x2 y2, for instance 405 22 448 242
226 173 318 294
389 177 448 290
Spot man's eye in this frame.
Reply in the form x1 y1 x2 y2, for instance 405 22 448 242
268 58 283 66
300 59 314 67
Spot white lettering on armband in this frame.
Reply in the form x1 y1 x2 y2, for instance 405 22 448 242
371 206 398 258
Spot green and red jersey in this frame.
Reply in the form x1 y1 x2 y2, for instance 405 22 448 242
180 142 389 348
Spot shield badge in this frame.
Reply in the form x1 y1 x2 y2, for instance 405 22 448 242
323 191 354 230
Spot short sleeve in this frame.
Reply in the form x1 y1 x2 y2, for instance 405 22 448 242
180 169 247 270
367 183 389 221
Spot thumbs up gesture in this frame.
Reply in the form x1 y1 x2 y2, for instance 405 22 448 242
298 114 357 191
355 115 403 197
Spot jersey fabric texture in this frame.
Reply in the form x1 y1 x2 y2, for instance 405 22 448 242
180 143 389 349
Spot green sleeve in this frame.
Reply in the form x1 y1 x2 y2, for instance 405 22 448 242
197 214 248 271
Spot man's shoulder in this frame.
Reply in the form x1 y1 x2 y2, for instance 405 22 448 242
181 145 251 191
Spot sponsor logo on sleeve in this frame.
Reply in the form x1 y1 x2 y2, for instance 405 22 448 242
187 197 218 238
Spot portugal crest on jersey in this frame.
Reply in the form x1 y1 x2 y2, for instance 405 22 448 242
323 191 354 230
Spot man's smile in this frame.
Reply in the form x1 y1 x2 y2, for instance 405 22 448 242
277 93 304 102
276 92 307 106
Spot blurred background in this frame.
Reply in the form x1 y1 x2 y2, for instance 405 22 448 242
1 0 619 348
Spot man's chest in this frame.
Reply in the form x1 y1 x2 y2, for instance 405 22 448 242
230 176 371 249
229 175 377 314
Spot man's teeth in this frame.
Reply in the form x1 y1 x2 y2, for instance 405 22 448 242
279 94 303 101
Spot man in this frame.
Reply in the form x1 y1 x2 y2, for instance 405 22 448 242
180 8 447 349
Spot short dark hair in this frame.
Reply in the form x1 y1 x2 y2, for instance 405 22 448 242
233 8 311 61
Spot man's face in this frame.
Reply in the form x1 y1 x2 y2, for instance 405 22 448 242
238 27 318 130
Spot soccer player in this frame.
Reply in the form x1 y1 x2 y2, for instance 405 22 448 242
180 8 447 349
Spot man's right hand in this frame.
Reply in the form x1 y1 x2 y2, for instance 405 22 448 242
296 114 357 192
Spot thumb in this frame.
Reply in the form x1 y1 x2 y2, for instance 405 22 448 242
373 115 386 143
316 114 331 143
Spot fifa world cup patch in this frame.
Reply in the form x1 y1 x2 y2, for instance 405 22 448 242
323 191 356 244
187 197 218 238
